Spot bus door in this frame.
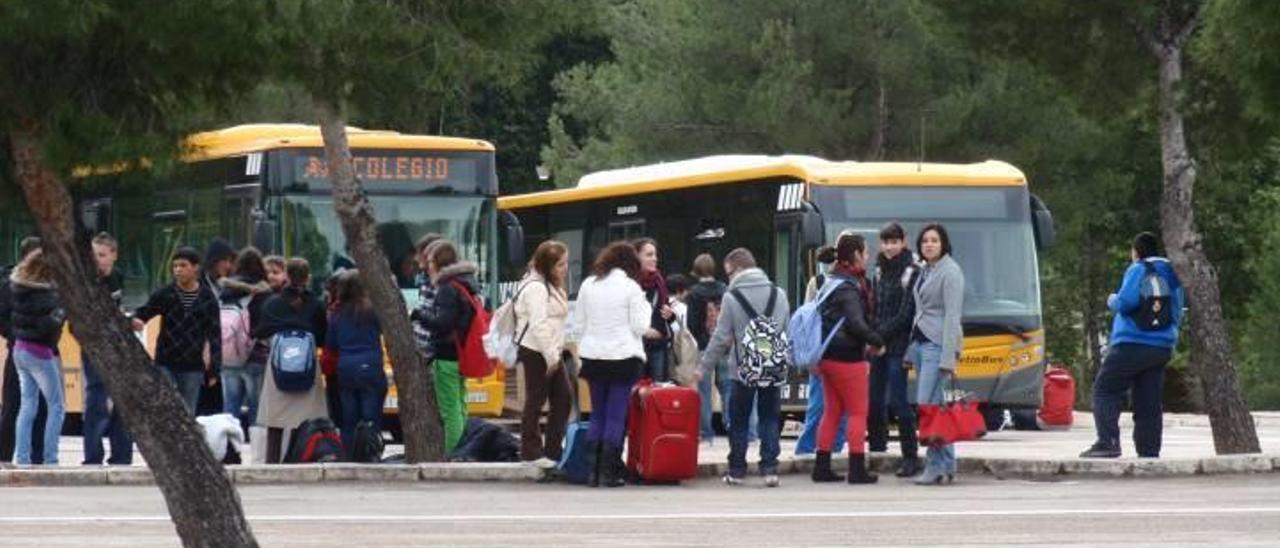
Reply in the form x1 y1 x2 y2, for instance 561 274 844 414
773 210 809 415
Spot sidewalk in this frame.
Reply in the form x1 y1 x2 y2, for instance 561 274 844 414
4 412 1279 486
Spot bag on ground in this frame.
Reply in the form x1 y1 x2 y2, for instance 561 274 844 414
350 420 385 463
450 280 496 379
787 280 847 371
1038 366 1076 429
285 417 343 463
270 329 317 392
627 379 700 483
729 288 790 387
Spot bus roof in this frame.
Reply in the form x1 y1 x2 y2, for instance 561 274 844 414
184 124 495 160
499 155 1027 209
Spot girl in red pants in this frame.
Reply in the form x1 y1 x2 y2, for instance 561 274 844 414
811 233 885 484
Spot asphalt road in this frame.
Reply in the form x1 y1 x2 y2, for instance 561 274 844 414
4 474 1280 546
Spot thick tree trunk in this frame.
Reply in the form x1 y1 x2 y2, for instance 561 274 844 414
1151 30 1260 453
317 103 445 462
8 124 257 547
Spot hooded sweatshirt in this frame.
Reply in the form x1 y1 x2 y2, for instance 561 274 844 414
1108 257 1185 349
685 278 726 350
698 268 791 383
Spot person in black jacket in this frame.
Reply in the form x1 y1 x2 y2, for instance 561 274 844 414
811 233 885 485
688 253 735 443
867 223 922 477
633 238 675 382
8 249 68 465
0 236 45 463
414 240 479 453
131 247 222 414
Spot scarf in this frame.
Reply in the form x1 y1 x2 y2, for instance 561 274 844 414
639 268 669 308
833 261 875 325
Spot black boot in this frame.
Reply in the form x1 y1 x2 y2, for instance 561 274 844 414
585 441 600 487
811 451 845 483
601 444 626 488
895 455 922 478
848 454 879 484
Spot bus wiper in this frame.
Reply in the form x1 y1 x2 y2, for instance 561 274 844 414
962 321 1032 341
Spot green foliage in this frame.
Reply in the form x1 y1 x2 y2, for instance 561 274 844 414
1239 145 1280 409
1199 0 1280 125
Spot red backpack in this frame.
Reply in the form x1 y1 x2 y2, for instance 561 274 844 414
449 280 496 379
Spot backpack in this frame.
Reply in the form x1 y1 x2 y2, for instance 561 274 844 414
728 287 790 387
270 329 317 392
482 281 534 369
788 279 849 371
219 303 253 367
349 420 386 463
1135 261 1174 331
284 417 343 463
450 280 496 379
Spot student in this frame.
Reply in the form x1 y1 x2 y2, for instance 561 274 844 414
666 273 691 327
810 234 885 485
132 247 222 413
411 233 444 359
1081 232 1185 459
796 243 847 456
515 241 571 468
416 240 481 453
906 223 965 485
81 233 134 466
203 238 237 293
254 258 328 464
9 250 67 466
570 242 651 487
324 270 386 459
687 254 730 443
867 222 922 477
632 238 675 382
697 248 790 487
0 237 46 463
219 247 271 426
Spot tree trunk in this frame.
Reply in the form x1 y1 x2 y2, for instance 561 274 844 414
866 76 888 161
8 124 258 547
316 103 445 462
1150 27 1260 453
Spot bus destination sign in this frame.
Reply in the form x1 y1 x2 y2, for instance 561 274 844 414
297 154 454 183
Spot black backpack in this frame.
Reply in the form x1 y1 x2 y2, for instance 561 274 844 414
1134 261 1174 331
285 417 343 463
349 420 385 463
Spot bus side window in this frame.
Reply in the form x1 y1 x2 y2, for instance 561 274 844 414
607 219 645 243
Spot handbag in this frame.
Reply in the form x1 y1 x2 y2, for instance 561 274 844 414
917 376 986 447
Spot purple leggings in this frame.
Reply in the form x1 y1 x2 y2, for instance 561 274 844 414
587 379 633 446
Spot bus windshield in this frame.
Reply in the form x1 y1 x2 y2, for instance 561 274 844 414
281 194 491 296
813 186 1042 331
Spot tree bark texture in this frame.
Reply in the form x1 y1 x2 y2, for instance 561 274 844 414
8 124 258 547
317 104 446 463
1148 16 1260 453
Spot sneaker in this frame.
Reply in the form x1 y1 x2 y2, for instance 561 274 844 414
763 474 780 488
722 474 744 486
524 457 557 470
1078 443 1121 459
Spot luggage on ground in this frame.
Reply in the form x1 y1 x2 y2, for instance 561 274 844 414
349 420 385 463
446 418 520 462
285 417 343 463
1038 366 1076 429
626 379 700 483
557 355 592 483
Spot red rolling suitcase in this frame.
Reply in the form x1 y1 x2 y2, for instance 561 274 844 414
1038 367 1076 429
626 379 700 483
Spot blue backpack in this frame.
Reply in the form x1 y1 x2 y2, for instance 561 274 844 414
787 279 848 371
270 329 317 392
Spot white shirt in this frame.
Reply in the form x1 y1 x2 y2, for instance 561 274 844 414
569 269 652 361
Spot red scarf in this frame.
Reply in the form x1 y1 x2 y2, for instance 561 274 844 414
833 261 875 324
638 268 669 308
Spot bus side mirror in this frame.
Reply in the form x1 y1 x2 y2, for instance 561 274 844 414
500 210 525 268
1031 194 1056 250
799 202 825 251
252 210 277 254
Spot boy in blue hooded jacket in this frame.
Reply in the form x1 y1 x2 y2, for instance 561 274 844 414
1081 232 1185 459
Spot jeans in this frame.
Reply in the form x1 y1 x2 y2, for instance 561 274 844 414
698 356 733 439
911 341 955 474
868 354 919 458
221 363 263 424
727 382 781 478
518 347 571 461
1092 343 1172 457
82 357 133 465
1 349 46 463
14 348 65 465
338 361 388 455
433 359 468 452
162 367 204 414
586 379 633 447
645 346 670 383
795 373 846 454
816 360 870 454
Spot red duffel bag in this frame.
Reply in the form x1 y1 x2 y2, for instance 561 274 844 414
1038 367 1076 429
919 400 985 446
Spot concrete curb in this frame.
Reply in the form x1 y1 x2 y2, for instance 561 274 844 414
2 453 1277 487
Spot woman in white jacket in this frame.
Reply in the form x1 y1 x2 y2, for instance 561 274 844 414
570 241 651 487
515 241 571 468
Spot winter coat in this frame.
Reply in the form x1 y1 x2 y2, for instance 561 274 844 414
325 308 383 370
415 262 480 362
911 255 965 371
8 270 65 349
252 287 328 348
820 270 884 363
513 272 569 367
570 268 651 362
686 278 726 350
698 268 790 383
134 282 222 372
1108 257 1185 349
874 251 920 356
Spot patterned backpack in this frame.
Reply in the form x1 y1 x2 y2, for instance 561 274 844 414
728 287 790 387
